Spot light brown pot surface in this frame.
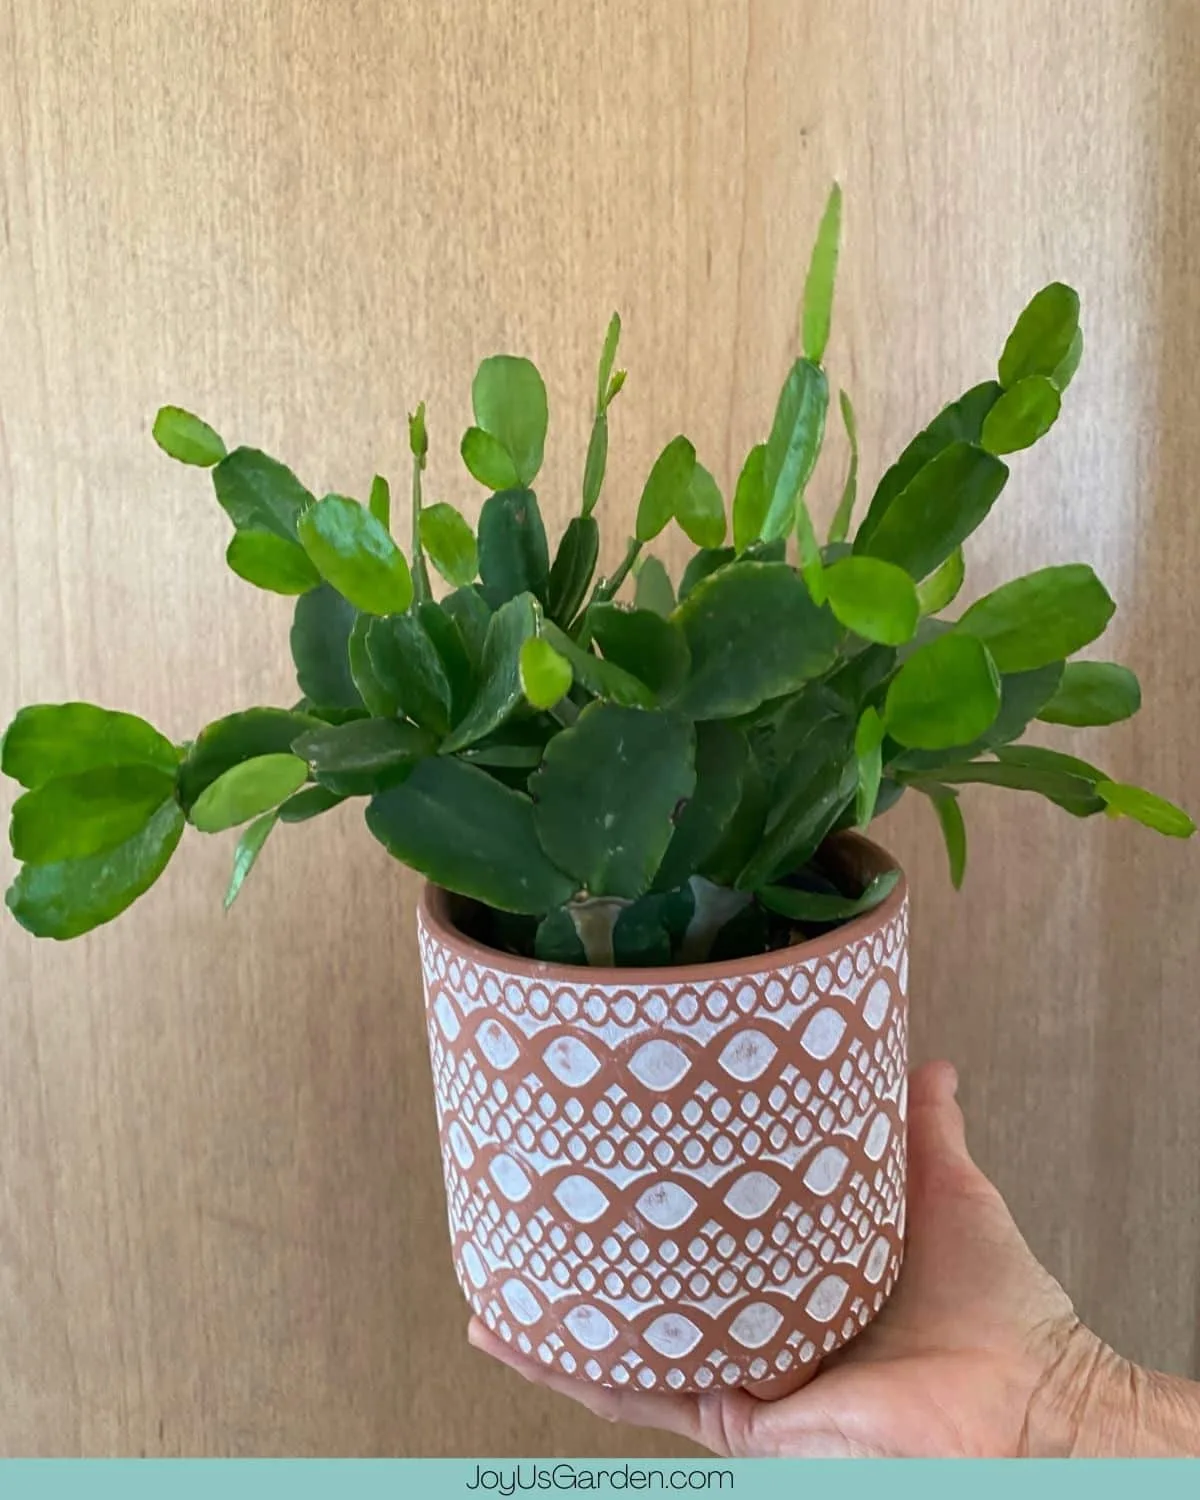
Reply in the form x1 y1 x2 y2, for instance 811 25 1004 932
419 836 909 1396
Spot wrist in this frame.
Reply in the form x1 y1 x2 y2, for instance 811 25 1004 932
1022 1320 1127 1455
1024 1320 1198 1456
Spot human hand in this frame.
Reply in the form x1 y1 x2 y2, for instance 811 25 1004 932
468 1060 1129 1457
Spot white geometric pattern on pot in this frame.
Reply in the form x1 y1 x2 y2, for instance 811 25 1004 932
420 897 909 1393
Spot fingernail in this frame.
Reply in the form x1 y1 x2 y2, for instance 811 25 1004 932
946 1063 959 1097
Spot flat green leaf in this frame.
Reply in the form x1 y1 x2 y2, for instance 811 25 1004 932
824 644 898 716
546 515 600 626
957 564 1115 673
417 602 475 725
177 707 322 812
679 546 735 600
653 722 749 892
874 778 906 819
885 633 1001 749
759 869 898 924
701 754 770 887
461 426 519 491
226 531 321 595
678 540 784 603
347 616 398 718
762 358 828 543
731 443 768 555
896 614 954 658
530 704 696 900
290 585 363 712
998 282 1081 390
6 797 184 940
291 704 364 727
589 604 690 697
857 441 1009 582
740 711 855 885
11 765 176 864
408 403 428 462
993 744 1105 783
916 547 965 616
368 474 391 530
632 555 676 617
441 594 539 752
751 680 851 778
418 503 478 589
477 488 550 608
298 494 414 616
892 661 1065 771
796 500 826 605
535 906 588 965
441 586 492 668
367 757 575 914
212 447 313 542
2 703 178 790
901 758 1103 816
189 753 308 833
635 436 696 543
827 389 859 545
1096 781 1195 838
279 784 347 822
224 811 277 910
984 664 1070 746
1051 326 1084 393
670 561 841 720
676 461 726 549
610 903 669 968
460 718 554 771
597 313 622 410
582 411 608 517
1037 660 1141 727
519 637 572 709
365 614 453 735
854 705 886 826
612 886 695 968
856 382 1002 550
540 621 655 708
924 787 966 889
802 182 842 365
153 406 226 466
737 737 857 889
292 717 435 795
471 355 549 486
823 556 919 645
461 743 544 770
981 375 1062 455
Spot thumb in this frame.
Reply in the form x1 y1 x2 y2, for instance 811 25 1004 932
906 1060 982 1196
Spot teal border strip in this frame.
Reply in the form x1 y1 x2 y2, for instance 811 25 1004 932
1 1458 1198 1495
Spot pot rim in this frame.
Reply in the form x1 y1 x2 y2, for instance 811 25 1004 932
418 831 907 985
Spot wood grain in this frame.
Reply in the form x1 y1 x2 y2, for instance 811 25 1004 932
1 0 1197 1456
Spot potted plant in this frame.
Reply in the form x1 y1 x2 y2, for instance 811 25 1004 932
3 188 1191 1401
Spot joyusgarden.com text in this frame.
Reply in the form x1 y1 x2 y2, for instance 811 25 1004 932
465 1464 735 1493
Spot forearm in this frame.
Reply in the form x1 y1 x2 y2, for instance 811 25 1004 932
1030 1323 1200 1456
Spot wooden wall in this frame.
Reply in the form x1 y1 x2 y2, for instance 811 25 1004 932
2 0 1196 1456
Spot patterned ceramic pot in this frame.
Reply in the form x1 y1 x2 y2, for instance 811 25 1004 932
419 834 909 1398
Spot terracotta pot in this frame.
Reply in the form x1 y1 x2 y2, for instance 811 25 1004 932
419 834 909 1398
